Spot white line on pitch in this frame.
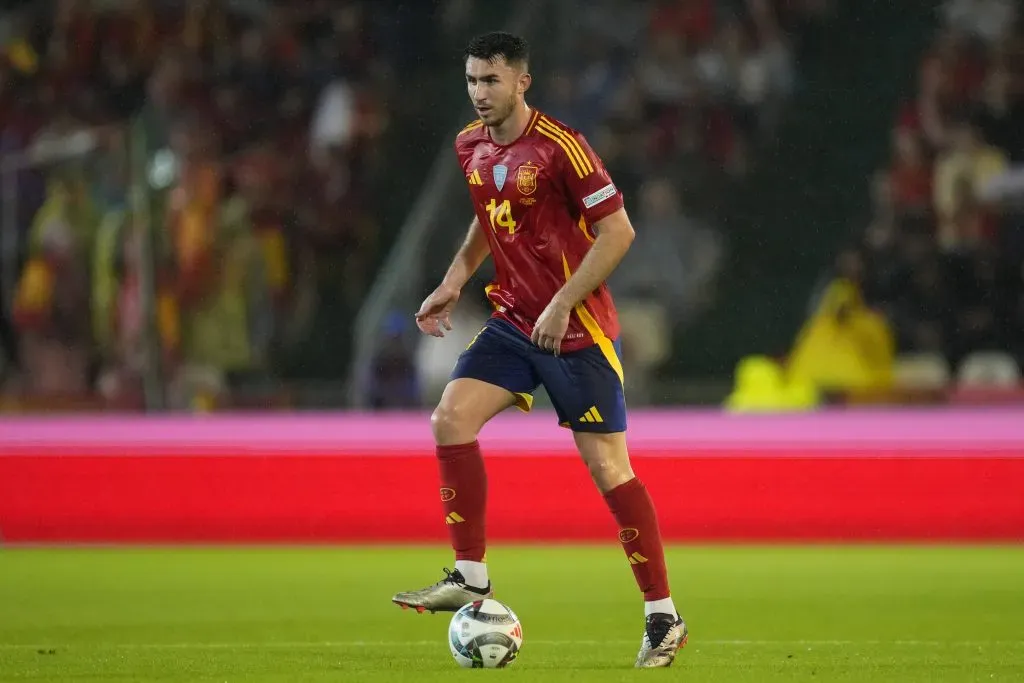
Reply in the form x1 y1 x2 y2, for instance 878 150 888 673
2 639 1022 650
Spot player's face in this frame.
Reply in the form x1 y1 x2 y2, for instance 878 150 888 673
465 56 529 127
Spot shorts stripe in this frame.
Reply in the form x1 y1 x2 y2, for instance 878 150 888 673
560 253 625 384
513 392 534 412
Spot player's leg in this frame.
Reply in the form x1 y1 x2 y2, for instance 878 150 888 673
573 430 686 667
392 319 539 613
572 430 671 609
432 377 514 589
533 340 686 667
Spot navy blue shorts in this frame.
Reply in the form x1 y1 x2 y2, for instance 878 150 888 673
451 317 627 433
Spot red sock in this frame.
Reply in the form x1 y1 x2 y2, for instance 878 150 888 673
437 441 487 562
603 477 670 600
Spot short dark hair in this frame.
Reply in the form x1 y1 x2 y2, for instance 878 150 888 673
464 32 529 69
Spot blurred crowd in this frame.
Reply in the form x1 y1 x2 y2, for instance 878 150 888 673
20 0 1009 413
778 0 1024 406
550 0 829 179
0 0 475 410
584 0 829 402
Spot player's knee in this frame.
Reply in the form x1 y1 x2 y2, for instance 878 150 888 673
431 403 477 446
576 434 635 492
586 456 633 492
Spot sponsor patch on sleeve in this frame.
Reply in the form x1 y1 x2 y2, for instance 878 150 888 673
582 183 617 209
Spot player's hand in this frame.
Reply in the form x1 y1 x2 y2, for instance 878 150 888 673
415 284 460 337
531 300 571 355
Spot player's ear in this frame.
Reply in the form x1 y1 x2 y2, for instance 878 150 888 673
518 71 532 95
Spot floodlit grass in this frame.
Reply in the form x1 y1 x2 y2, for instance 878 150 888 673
1 545 1022 682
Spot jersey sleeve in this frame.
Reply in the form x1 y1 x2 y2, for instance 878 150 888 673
453 119 483 173
556 131 624 225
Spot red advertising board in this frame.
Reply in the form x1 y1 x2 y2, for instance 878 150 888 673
1 410 1022 543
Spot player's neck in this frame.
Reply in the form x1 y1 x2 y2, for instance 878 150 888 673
488 102 532 146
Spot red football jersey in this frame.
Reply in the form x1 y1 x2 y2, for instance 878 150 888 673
454 109 625 353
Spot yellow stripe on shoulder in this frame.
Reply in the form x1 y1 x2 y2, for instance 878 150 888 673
457 119 484 136
538 117 594 175
525 109 541 135
537 125 586 179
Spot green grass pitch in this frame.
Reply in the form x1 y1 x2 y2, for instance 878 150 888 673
1 545 1022 682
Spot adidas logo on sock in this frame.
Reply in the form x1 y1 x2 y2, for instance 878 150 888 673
445 512 466 525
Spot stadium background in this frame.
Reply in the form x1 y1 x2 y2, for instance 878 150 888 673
0 0 1019 530
0 0 1021 412
0 2 1022 681
0 0 1023 537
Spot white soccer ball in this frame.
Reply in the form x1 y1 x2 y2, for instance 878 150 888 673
447 599 523 668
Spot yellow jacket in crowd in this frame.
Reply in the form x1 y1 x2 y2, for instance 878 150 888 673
726 278 895 411
786 278 895 395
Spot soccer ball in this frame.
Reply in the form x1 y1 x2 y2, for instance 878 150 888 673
447 599 523 668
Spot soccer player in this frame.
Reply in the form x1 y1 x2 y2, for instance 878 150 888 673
391 32 687 668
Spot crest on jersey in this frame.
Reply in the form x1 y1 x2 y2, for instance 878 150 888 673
516 162 540 195
493 164 508 191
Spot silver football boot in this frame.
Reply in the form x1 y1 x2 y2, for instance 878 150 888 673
391 568 493 614
635 612 688 668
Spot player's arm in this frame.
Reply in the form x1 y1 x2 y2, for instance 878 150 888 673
532 124 632 353
440 216 491 292
415 217 490 337
549 208 634 313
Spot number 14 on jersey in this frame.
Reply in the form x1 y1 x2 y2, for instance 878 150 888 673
485 198 517 235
